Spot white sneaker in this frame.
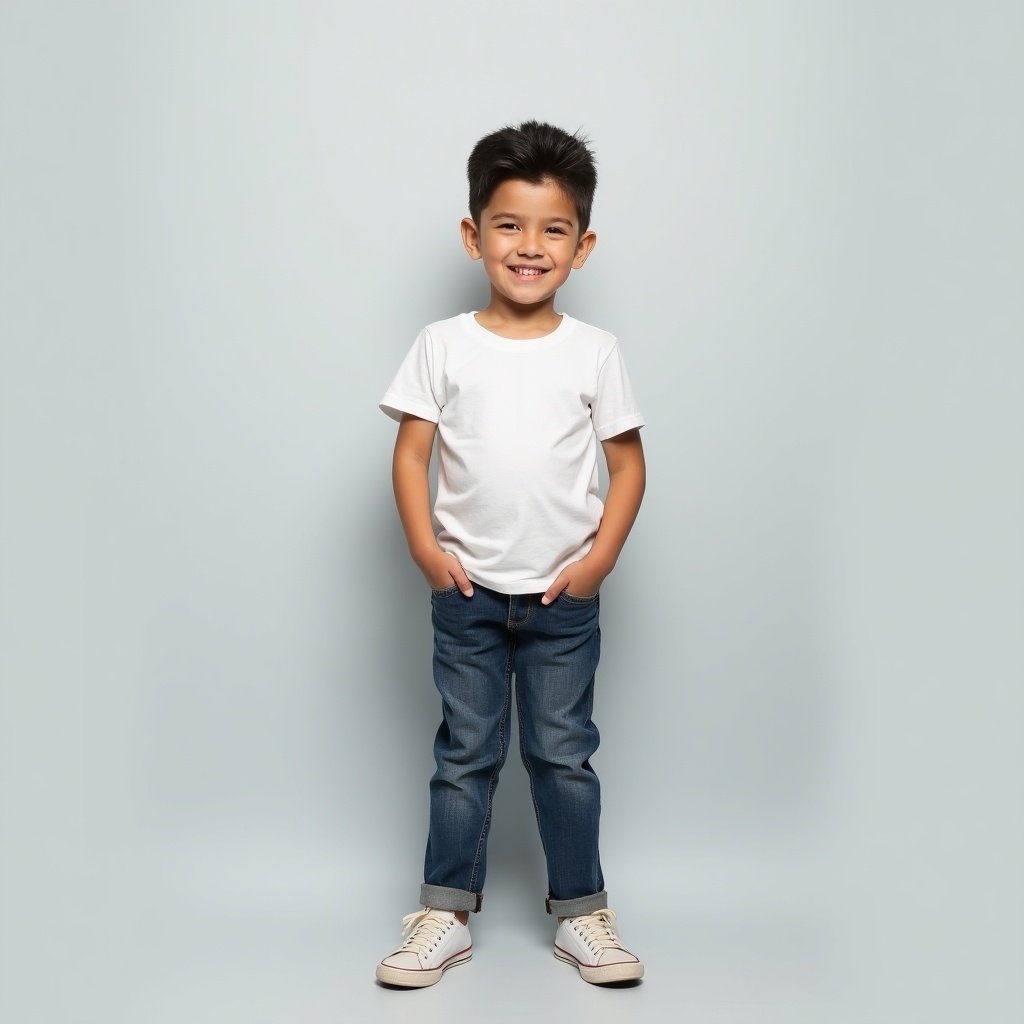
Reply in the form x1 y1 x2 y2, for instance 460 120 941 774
554 908 644 984
376 908 472 987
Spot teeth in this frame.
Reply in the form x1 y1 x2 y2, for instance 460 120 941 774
513 267 544 276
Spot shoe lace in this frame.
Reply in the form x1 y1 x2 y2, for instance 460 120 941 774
396 908 454 955
569 908 625 952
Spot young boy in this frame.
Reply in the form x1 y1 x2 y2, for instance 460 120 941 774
376 120 646 987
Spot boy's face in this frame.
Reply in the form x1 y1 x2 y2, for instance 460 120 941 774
461 178 597 312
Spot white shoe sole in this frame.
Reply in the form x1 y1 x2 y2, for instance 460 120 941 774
376 948 472 988
554 947 644 984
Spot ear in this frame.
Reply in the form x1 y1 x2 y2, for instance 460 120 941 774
572 230 597 270
461 217 482 260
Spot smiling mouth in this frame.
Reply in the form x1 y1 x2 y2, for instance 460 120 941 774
509 266 548 277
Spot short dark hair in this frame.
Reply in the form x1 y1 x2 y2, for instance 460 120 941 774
467 120 598 233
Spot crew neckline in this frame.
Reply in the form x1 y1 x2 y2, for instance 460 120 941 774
462 312 576 350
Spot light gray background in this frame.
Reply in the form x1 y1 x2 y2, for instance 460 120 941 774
2 2 1021 1022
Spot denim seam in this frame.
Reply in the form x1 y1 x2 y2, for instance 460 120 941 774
467 632 514 893
506 593 536 630
515 671 550 872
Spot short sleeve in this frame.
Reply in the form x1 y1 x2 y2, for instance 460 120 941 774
591 343 645 440
379 329 444 423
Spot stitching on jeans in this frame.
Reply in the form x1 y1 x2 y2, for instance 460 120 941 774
506 593 535 630
468 631 513 893
515 664 551 873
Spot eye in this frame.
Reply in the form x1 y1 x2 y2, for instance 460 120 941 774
498 222 520 231
546 226 567 235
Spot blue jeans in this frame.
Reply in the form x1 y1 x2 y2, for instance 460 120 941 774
419 583 608 918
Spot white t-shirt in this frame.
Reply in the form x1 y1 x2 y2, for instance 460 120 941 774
380 312 645 594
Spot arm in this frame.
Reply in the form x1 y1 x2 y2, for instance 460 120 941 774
541 427 646 604
392 413 473 596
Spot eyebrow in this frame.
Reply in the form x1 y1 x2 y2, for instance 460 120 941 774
488 212 575 226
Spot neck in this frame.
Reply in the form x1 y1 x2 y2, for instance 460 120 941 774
476 293 562 339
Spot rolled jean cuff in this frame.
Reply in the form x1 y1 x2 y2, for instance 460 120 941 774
545 889 608 917
420 883 483 913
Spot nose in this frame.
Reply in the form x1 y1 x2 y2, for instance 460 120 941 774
517 230 544 257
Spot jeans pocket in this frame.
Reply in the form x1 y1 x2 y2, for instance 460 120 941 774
558 590 599 605
431 584 461 598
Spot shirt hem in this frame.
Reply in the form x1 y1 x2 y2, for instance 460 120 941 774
466 573 553 596
379 394 440 424
594 413 646 441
